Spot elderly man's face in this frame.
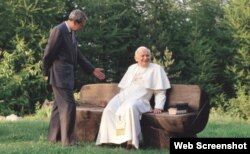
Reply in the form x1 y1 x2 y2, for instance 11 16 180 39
135 49 151 67
72 20 86 32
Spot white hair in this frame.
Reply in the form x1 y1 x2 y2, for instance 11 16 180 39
134 46 151 56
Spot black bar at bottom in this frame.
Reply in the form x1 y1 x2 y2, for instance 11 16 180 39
170 138 249 154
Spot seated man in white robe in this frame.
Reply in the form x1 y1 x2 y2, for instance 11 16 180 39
96 46 171 149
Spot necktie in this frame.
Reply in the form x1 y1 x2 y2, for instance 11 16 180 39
70 31 77 65
71 31 76 44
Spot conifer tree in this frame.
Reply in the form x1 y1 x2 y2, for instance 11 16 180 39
223 0 250 119
0 0 66 115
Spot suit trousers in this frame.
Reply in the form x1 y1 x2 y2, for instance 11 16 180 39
48 86 76 146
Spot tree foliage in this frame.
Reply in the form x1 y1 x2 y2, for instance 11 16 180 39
0 0 249 119
0 0 66 115
74 0 144 86
224 0 250 92
222 0 250 119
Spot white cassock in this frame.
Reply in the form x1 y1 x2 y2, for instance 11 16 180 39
96 63 171 149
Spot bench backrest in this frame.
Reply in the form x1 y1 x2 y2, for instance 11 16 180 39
168 84 201 107
79 83 209 113
167 84 208 112
79 83 119 107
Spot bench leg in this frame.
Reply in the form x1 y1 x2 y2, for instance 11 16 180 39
141 126 170 149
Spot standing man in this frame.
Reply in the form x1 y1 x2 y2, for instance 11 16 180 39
42 9 105 146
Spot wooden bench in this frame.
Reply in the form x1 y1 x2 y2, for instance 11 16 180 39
75 83 210 148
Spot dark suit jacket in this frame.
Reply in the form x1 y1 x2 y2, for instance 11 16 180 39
42 22 94 90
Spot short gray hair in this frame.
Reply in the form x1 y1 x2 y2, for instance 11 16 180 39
68 9 88 23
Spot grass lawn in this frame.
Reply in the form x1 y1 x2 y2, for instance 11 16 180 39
0 113 249 154
199 115 250 138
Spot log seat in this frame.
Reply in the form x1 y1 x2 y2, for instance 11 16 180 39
75 83 210 149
